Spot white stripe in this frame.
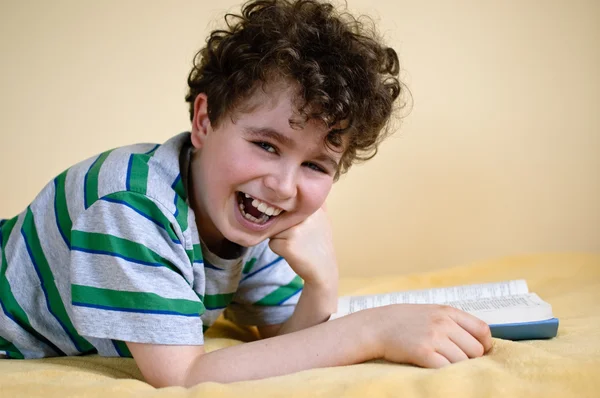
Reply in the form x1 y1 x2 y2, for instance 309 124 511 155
71 305 204 345
204 266 242 296
201 308 226 326
84 336 120 357
191 262 206 298
97 146 130 198
70 250 201 302
145 136 184 217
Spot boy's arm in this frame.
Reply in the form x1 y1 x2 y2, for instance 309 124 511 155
128 304 493 387
258 207 339 338
128 308 376 387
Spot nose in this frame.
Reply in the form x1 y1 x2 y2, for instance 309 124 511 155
263 164 298 200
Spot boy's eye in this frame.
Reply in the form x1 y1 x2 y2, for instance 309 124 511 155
303 162 326 174
254 141 277 154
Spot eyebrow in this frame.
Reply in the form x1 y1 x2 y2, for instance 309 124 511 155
244 127 296 149
244 126 340 171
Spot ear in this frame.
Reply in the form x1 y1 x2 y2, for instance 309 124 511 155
190 93 211 149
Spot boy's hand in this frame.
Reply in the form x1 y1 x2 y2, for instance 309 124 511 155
368 304 493 368
268 206 338 289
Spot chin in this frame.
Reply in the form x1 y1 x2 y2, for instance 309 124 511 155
222 229 267 248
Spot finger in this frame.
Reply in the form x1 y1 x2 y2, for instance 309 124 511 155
435 339 469 364
417 350 451 369
448 325 485 358
449 309 493 353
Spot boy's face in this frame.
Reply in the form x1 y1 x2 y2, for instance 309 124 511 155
189 83 345 249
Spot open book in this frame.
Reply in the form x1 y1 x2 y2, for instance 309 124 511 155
331 280 558 340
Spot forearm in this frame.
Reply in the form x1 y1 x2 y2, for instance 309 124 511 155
186 309 378 385
276 281 338 336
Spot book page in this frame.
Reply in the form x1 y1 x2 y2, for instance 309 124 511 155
446 293 553 325
333 280 529 319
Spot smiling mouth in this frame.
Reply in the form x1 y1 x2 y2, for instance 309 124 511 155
236 192 285 225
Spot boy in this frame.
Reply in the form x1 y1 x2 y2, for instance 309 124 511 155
0 0 492 386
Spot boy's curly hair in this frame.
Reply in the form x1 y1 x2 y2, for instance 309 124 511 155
185 0 406 177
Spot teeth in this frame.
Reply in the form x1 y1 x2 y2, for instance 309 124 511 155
244 211 260 223
244 193 283 218
241 206 269 224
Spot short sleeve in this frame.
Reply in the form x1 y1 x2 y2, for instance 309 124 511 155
224 241 303 326
68 191 205 345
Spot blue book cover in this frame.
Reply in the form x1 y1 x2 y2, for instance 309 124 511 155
489 318 559 340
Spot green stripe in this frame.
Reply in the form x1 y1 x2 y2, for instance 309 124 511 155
254 275 304 306
22 209 96 353
185 243 203 264
204 292 235 309
71 231 182 276
174 195 188 231
85 150 113 209
112 340 133 358
54 170 72 246
193 244 203 262
105 191 180 243
72 285 204 316
0 335 24 359
173 175 187 201
127 154 152 195
243 258 257 274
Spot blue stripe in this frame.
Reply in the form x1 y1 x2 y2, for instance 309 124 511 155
144 144 160 155
241 256 284 281
0 219 6 228
71 246 164 268
125 155 134 192
53 178 70 249
203 261 223 271
173 193 179 218
84 155 102 209
72 301 200 317
99 197 181 245
21 229 79 353
171 174 181 189
278 287 303 305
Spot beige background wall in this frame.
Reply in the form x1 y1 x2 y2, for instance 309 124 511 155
1 0 598 277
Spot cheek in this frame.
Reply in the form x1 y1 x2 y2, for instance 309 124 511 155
299 178 333 214
208 143 256 189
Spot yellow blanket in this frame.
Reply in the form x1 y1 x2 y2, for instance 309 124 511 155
2 253 599 397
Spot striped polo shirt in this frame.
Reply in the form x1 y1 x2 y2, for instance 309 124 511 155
0 132 303 359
